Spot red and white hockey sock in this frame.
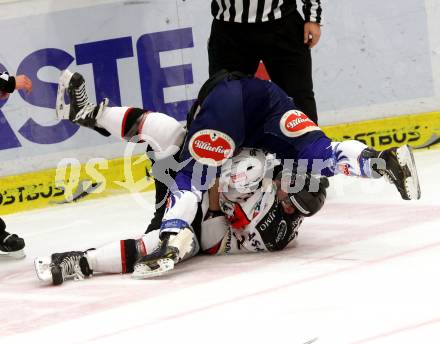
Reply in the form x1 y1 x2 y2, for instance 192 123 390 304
96 107 185 159
96 106 131 138
85 231 161 274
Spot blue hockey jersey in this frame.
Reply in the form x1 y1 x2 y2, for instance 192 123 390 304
160 75 333 235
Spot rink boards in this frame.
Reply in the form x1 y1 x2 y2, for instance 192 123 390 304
1 0 439 215
0 111 438 215
0 154 154 215
324 111 440 150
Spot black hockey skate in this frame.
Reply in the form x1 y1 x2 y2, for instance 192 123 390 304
56 69 108 128
132 235 177 279
0 218 25 259
0 234 25 259
366 145 421 200
34 251 93 286
132 228 199 279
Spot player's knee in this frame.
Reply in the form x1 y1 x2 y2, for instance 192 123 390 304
123 109 185 159
121 107 145 140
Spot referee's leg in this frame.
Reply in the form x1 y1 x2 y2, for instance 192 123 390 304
208 19 260 76
262 13 318 124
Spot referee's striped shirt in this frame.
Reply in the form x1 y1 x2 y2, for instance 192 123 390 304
211 0 322 24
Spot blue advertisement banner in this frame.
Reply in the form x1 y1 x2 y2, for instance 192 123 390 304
0 1 210 175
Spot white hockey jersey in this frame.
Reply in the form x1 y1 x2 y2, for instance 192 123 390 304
200 184 303 255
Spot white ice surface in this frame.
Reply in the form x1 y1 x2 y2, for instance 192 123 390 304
1 149 439 344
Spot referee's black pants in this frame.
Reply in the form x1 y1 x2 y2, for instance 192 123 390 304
208 11 318 124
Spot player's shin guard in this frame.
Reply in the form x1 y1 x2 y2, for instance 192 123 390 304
82 231 161 274
85 240 140 274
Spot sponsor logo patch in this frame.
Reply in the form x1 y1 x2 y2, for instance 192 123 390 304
256 206 278 232
189 130 235 166
275 220 287 243
280 110 320 138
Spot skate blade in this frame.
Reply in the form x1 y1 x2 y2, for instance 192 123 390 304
34 257 53 282
0 249 25 259
56 69 74 120
396 145 421 200
131 258 175 279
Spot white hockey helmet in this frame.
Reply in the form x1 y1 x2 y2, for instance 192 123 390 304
220 148 276 201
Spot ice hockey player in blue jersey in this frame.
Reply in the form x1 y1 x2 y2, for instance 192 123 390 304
52 69 420 277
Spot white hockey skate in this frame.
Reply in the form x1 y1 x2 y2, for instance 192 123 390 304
56 69 108 127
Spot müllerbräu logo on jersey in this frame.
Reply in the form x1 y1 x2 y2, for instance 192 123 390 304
189 129 235 166
280 110 320 138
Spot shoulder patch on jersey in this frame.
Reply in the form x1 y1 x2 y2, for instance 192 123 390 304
280 110 320 138
189 129 235 166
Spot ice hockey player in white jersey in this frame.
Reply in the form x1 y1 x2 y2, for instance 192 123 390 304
35 148 326 284
199 148 325 255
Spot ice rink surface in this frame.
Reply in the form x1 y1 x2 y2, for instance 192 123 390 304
1 149 439 344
